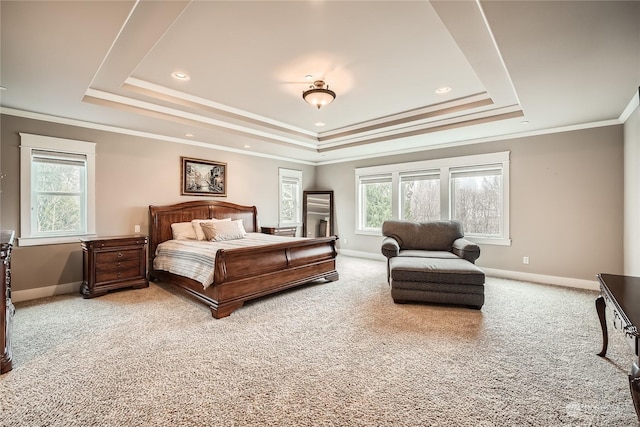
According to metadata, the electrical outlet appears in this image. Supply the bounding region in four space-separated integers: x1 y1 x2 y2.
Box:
134 225 140 233
523 256 529 265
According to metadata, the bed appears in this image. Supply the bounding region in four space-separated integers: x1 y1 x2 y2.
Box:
149 200 339 318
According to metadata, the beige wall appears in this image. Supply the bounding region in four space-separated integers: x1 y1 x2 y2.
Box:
0 113 626 293
624 103 640 275
1 114 315 293
317 125 624 282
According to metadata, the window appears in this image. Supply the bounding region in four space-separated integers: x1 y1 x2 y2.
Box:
359 174 392 230
356 152 510 245
450 165 503 237
19 133 96 246
278 168 302 225
400 171 440 222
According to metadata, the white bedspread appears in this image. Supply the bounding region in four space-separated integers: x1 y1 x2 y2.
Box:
153 233 299 289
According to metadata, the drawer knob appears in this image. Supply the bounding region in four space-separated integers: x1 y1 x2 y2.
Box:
117 253 123 258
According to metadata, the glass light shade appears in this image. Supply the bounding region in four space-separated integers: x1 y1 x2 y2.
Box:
302 81 336 109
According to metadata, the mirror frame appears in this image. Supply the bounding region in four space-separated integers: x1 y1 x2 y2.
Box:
302 190 334 238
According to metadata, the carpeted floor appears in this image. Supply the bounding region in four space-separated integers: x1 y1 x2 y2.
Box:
0 255 637 426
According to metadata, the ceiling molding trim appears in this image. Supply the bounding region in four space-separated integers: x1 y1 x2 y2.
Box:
619 89 640 123
317 105 524 151
0 107 317 165
475 0 523 107
123 77 318 138
318 92 492 139
1 107 622 168
83 88 319 150
314 118 622 166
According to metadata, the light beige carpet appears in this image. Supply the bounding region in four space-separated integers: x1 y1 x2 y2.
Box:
0 255 636 426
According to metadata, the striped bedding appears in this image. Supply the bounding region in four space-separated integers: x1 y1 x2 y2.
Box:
153 233 299 289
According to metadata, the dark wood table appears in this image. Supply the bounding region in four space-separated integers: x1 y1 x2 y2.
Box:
596 273 640 420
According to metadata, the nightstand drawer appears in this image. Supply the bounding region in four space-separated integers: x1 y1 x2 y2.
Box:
96 267 142 284
95 259 140 273
95 250 140 264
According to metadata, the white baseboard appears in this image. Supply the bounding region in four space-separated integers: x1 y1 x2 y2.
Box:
337 249 600 291
338 248 386 261
12 281 82 303
11 252 600 303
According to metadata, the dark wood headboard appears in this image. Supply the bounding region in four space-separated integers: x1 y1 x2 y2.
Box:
148 200 258 271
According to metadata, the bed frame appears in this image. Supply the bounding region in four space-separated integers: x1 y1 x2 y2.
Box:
149 200 339 318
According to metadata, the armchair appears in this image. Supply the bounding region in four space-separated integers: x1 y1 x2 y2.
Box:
381 220 485 309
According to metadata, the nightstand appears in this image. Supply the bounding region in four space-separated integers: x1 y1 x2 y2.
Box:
80 235 148 298
260 226 297 237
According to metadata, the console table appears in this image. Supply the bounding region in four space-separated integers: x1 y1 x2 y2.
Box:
596 273 640 420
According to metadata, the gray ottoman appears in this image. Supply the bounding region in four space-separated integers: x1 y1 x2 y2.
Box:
389 256 485 309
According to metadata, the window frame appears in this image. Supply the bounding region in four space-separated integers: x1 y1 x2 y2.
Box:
278 168 302 226
19 133 96 246
357 173 393 233
355 152 511 245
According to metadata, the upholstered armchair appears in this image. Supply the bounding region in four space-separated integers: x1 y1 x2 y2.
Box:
380 219 485 309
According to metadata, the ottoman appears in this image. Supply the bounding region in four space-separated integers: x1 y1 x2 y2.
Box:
389 256 485 309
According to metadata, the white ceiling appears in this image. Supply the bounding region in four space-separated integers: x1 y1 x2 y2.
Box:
1 1 639 165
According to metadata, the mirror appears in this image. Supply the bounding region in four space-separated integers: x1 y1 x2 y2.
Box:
303 191 334 238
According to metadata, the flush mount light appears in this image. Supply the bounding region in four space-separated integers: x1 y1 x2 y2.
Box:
302 80 336 109
435 86 452 94
171 71 190 81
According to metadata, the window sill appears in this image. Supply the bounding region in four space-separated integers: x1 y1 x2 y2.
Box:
18 234 97 247
466 236 512 246
355 230 512 246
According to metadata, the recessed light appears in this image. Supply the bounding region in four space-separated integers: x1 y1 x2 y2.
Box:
521 120 530 125
315 122 326 127
243 144 251 149
435 86 451 94
184 133 194 137
172 71 190 81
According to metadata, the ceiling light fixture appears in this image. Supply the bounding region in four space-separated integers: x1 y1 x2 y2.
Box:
302 80 336 109
435 86 452 94
171 71 190 81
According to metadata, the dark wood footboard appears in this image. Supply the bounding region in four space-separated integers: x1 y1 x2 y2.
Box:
149 200 339 318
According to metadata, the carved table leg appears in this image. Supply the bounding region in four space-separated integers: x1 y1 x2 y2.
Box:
596 295 608 357
629 362 640 421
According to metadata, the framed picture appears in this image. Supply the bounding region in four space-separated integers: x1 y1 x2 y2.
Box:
181 156 227 197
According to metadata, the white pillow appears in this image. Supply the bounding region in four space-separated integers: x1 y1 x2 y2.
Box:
171 222 197 240
201 220 245 241
191 218 231 241
233 219 248 236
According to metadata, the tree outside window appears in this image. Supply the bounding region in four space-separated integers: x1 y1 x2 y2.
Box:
400 173 440 222
32 152 86 235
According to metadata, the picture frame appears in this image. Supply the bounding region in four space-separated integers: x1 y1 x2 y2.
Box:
181 156 227 197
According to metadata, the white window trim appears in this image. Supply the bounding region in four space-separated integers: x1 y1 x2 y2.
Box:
19 133 96 246
278 168 303 226
355 152 511 246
